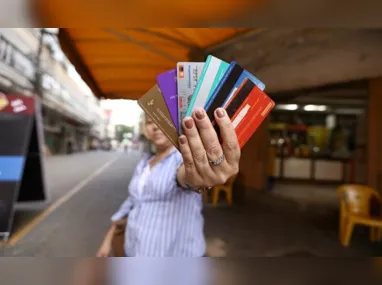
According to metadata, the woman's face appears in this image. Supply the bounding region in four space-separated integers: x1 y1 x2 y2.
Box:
145 116 172 150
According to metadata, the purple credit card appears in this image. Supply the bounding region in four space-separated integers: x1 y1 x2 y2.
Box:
157 69 179 132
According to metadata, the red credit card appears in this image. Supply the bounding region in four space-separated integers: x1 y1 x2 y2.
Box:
231 87 275 149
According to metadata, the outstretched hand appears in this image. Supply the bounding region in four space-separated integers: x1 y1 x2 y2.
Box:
177 108 240 189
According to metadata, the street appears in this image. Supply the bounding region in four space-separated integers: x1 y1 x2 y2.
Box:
1 150 381 257
2 150 141 256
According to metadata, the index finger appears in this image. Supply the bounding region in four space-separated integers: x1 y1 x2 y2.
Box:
214 108 240 164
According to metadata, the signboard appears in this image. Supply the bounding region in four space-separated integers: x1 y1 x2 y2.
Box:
0 94 47 241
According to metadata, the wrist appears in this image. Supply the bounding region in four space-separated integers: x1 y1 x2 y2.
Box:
176 164 188 188
176 164 206 193
177 177 206 194
176 175 192 189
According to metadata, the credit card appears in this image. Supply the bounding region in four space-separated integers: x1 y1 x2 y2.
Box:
225 78 255 118
213 78 255 138
138 85 179 150
204 62 242 122
205 62 265 123
222 69 265 108
177 62 204 134
157 69 179 132
186 55 229 117
232 87 275 149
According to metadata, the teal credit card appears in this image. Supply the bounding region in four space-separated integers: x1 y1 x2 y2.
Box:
186 55 229 117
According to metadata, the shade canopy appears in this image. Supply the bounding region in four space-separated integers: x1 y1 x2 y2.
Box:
58 28 255 99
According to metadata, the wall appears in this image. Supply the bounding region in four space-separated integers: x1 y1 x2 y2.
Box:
354 112 367 184
368 78 382 193
235 119 269 202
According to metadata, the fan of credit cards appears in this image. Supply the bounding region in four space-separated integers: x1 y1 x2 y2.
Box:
138 55 275 150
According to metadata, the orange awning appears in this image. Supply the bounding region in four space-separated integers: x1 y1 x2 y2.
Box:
58 28 256 99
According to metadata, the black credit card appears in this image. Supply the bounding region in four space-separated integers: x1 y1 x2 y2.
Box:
225 78 255 119
213 78 255 138
205 63 243 122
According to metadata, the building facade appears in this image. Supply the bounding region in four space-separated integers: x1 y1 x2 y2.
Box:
0 28 108 154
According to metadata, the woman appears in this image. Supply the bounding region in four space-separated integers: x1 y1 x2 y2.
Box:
97 108 240 257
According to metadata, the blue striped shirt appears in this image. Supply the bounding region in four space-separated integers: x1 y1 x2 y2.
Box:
111 147 206 257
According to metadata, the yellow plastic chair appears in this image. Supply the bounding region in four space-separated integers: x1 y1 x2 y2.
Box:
337 184 382 247
203 189 209 203
212 175 237 206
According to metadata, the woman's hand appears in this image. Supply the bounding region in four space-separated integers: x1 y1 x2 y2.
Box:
96 223 118 257
177 108 240 189
96 240 112 257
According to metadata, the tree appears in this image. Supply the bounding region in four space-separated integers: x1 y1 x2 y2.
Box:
115 124 134 142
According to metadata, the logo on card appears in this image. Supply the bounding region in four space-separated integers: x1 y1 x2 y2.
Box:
147 99 154 106
178 65 184 78
0 94 9 111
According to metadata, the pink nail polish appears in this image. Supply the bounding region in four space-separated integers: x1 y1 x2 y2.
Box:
216 108 225 118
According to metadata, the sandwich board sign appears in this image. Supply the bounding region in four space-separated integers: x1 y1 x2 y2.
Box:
0 93 47 241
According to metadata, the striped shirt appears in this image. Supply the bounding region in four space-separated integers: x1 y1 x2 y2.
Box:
111 147 206 257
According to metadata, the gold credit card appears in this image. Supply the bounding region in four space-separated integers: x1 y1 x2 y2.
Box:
138 85 180 150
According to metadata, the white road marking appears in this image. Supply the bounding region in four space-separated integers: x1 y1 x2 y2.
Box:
4 156 119 246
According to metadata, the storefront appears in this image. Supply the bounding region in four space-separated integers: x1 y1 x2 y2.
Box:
266 81 367 189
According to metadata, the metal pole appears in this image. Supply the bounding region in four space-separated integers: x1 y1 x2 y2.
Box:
34 28 46 97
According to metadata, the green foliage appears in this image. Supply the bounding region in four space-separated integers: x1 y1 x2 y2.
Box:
115 124 134 142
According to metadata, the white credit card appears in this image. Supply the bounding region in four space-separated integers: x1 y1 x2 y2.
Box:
186 55 229 117
177 62 204 134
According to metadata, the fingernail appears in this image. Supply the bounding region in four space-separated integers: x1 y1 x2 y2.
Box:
195 109 205 120
216 108 225 118
179 136 187 145
184 118 194 129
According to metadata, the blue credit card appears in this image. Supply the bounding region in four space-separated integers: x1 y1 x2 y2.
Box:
0 156 24 181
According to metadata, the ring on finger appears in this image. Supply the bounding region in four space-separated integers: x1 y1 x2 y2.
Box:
193 186 213 194
208 154 225 166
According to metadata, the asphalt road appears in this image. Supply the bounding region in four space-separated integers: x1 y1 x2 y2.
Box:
2 150 141 256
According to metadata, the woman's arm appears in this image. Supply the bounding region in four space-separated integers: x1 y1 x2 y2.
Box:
110 197 134 222
96 197 133 257
96 224 117 257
